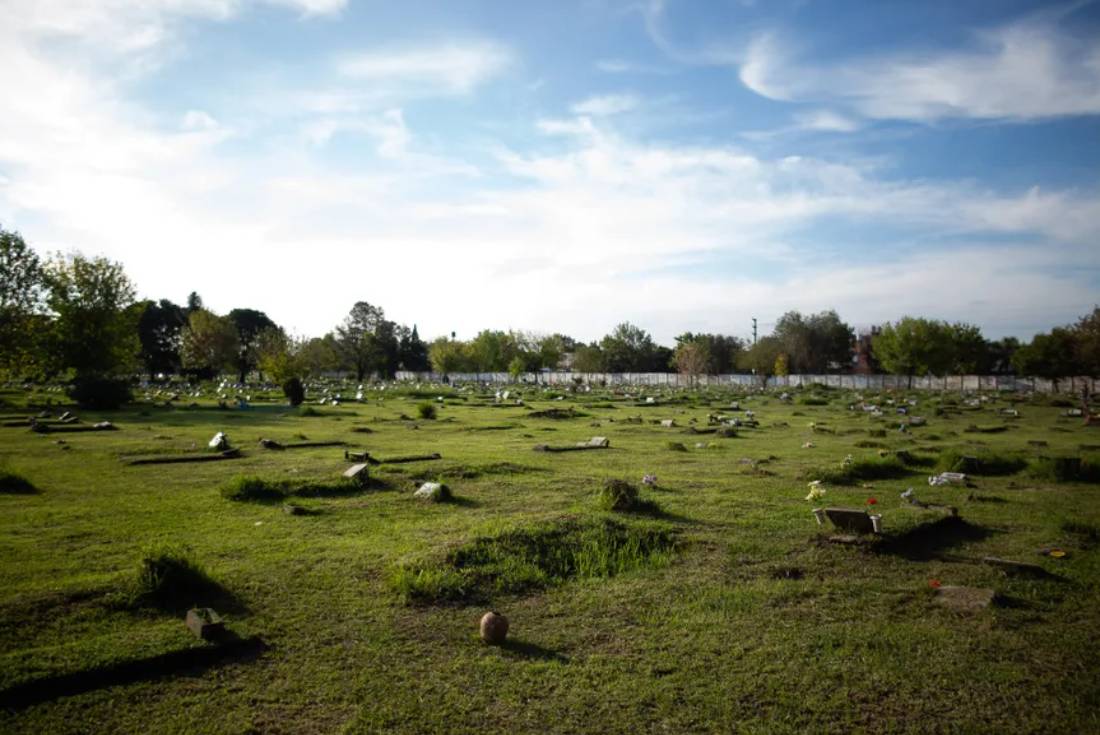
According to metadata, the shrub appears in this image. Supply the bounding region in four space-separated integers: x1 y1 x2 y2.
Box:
129 545 223 610
283 377 305 407
416 402 437 420
0 469 36 494
799 397 829 406
596 479 640 511
67 375 132 410
666 441 688 452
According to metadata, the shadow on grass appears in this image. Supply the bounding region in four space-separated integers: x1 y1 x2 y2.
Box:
498 638 569 663
873 516 998 561
0 633 267 710
620 501 693 524
445 495 482 508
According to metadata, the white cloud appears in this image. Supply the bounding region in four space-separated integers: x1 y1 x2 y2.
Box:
337 42 511 95
739 19 1100 122
571 93 640 116
792 109 860 133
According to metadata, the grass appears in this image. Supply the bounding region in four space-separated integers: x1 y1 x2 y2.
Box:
936 449 1028 475
1 381 1099 733
0 469 36 494
390 517 677 604
805 455 910 484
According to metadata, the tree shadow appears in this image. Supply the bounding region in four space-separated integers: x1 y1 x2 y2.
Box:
873 516 999 561
0 634 267 710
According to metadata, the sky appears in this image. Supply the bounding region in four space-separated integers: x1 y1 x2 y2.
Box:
1 0 1098 345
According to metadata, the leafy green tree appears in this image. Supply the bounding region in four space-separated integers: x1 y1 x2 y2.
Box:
0 227 46 377
600 322 656 372
227 308 278 383
254 326 296 383
137 299 186 378
536 334 568 370
398 324 430 371
737 336 783 384
180 309 239 379
297 333 342 377
336 302 399 380
673 340 710 386
1012 328 1079 378
674 333 744 374
508 355 526 381
45 253 139 378
428 337 470 376
947 322 989 373
872 317 955 379
572 343 606 373
1073 307 1100 375
773 310 853 373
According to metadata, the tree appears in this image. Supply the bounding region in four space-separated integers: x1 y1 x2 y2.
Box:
536 334 568 370
572 343 606 373
674 340 710 386
0 227 46 376
44 253 139 378
737 336 783 385
872 317 955 380
1073 307 1100 375
428 337 469 376
508 355 526 381
1012 328 1079 379
600 322 656 372
254 326 296 383
186 291 203 314
137 299 186 378
336 302 399 380
180 309 239 379
398 324 430 371
773 310 853 373
674 333 744 374
947 322 989 374
227 308 277 383
297 333 342 377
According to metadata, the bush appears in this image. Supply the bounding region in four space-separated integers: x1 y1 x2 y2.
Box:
0 469 36 494
67 375 132 410
596 479 640 511
221 474 361 502
129 545 224 610
283 377 305 407
416 402 437 420
799 397 829 406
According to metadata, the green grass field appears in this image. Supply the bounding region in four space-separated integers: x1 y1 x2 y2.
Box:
1 384 1099 734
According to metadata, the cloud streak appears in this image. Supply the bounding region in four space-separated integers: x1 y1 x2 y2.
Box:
739 19 1100 122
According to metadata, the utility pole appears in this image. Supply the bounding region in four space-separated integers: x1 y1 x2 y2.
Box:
752 317 757 346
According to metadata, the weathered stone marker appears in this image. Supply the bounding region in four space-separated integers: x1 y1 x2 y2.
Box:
823 508 876 534
343 463 369 486
934 586 996 613
186 608 225 640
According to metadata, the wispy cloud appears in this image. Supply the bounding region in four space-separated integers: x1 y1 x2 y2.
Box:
337 41 512 95
739 19 1100 122
571 93 640 116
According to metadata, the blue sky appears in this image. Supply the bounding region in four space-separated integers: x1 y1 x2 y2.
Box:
0 0 1098 344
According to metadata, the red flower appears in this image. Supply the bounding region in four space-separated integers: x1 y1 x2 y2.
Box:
928 579 942 589
866 497 878 505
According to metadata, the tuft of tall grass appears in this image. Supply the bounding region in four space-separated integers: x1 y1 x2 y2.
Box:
389 518 677 604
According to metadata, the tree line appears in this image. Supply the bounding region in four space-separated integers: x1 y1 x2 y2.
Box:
1 226 1096 407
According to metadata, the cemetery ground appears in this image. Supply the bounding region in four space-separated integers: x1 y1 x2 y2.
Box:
1 384 1099 734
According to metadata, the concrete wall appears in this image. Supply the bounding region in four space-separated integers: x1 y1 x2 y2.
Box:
392 371 1099 393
